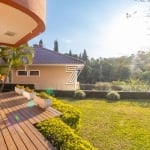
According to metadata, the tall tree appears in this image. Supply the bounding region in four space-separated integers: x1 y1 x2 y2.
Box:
54 40 59 52
69 49 72 56
39 39 43 48
78 49 90 83
0 44 34 92
82 49 88 61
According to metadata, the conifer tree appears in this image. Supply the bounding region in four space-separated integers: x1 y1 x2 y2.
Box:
54 40 59 52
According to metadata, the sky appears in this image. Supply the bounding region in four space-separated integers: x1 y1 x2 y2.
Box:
29 0 150 58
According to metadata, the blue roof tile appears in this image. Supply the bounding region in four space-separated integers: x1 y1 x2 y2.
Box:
33 46 84 65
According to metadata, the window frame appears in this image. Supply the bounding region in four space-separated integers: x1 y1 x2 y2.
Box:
16 70 27 76
16 70 40 77
29 70 40 77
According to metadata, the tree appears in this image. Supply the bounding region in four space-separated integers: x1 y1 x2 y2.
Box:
0 44 34 92
54 40 59 52
82 49 88 62
78 49 90 83
69 49 72 56
39 39 43 48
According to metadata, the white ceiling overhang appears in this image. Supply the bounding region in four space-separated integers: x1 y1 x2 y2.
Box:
0 3 38 46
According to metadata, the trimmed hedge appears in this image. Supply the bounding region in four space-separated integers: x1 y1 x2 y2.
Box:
53 90 150 99
51 97 81 130
80 84 95 90
36 118 97 150
54 90 74 97
119 91 150 99
111 85 123 91
94 82 110 91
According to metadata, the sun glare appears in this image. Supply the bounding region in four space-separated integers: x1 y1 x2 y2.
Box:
104 4 150 56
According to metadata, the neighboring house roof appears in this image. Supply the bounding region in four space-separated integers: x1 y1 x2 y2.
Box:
32 46 84 65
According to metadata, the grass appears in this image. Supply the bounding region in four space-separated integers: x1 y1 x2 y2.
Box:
61 98 150 150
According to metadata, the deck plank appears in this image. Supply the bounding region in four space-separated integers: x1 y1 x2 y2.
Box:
0 96 38 150
6 97 53 150
0 114 8 150
0 109 18 150
0 92 60 150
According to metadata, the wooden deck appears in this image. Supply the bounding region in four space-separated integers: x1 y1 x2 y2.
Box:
0 92 61 150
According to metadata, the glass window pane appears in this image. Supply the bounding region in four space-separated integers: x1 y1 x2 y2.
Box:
30 71 39 76
17 71 27 76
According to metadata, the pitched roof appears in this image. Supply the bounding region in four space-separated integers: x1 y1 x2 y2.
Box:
32 46 84 65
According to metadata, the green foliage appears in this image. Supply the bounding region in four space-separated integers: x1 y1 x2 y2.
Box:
0 67 7 75
106 91 120 100
24 87 34 93
112 80 126 85
0 44 34 92
80 84 95 90
36 118 96 150
94 82 110 91
127 79 149 92
52 97 81 130
111 85 123 91
74 90 86 99
16 84 24 89
54 40 59 52
112 80 150 92
77 50 150 84
36 91 49 99
39 39 43 48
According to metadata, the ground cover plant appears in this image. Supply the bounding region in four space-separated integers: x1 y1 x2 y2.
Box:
61 98 150 150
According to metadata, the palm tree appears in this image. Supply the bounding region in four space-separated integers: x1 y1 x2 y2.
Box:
0 44 34 92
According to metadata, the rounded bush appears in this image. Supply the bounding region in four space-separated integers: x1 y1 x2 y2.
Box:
106 91 120 100
74 90 86 99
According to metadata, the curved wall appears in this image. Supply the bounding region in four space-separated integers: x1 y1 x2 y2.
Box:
0 0 46 46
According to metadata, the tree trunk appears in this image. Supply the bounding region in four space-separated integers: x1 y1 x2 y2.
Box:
0 61 12 92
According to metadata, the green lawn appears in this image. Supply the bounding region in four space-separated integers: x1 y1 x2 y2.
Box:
61 98 150 150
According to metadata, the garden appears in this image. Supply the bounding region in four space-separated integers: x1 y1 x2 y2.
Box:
62 97 150 150
14 85 150 149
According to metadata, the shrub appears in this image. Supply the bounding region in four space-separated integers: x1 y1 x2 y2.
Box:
36 118 97 150
74 90 86 99
106 91 120 101
52 97 81 130
80 84 95 90
24 87 34 93
36 91 49 99
112 80 126 86
111 85 123 91
16 84 24 89
94 82 110 91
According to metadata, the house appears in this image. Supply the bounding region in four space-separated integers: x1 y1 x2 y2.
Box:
11 45 85 91
0 0 46 46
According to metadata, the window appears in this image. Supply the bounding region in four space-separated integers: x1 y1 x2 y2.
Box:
16 70 40 77
17 70 27 76
29 70 40 76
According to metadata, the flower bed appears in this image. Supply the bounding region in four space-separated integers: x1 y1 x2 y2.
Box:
22 87 35 100
34 92 51 109
15 85 24 95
